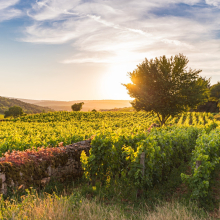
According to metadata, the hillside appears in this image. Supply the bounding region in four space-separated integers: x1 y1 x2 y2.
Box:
0 96 53 115
17 99 132 111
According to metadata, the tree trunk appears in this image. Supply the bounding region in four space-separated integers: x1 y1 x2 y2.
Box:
161 116 166 126
156 112 169 126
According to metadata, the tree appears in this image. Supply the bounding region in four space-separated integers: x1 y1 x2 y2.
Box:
209 82 220 110
123 54 210 126
91 109 97 112
210 82 220 101
71 102 84 111
4 106 24 118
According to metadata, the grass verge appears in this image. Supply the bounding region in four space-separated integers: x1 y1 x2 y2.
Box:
1 188 211 220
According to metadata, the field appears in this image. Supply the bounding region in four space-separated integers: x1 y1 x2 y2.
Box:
0 111 217 154
0 114 4 119
1 111 220 218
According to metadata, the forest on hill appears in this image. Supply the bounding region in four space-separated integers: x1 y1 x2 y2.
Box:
0 96 53 115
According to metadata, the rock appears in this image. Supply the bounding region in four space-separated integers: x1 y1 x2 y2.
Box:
0 139 91 195
0 173 6 183
47 166 52 176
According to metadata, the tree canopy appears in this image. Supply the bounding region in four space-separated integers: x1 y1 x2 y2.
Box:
4 106 24 118
123 54 210 126
71 102 84 111
210 82 220 101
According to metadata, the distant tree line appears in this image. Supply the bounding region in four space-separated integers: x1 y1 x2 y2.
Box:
190 82 220 113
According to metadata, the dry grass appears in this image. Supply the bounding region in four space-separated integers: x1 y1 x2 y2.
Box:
0 191 211 220
144 201 211 220
1 193 127 220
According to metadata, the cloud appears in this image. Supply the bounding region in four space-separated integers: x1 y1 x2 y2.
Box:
23 1 202 47
11 0 220 82
23 22 77 44
27 0 81 21
0 0 19 10
0 0 22 22
206 0 220 7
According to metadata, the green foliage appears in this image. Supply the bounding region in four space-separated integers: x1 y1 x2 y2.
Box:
182 128 220 201
71 102 84 111
0 111 216 155
0 111 156 154
4 106 24 118
84 126 202 189
0 96 52 115
123 54 210 125
210 82 220 101
1 110 220 206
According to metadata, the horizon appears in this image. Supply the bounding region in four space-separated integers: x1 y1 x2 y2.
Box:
0 0 220 101
3 96 132 102
0 96 133 113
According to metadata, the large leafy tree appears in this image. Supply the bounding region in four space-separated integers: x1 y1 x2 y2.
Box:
123 54 210 126
4 106 24 118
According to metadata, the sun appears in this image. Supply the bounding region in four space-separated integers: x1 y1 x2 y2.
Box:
100 64 134 100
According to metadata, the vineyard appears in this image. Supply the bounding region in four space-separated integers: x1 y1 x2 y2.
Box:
1 111 220 203
0 111 217 153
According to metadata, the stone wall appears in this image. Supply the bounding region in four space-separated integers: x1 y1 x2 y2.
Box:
0 140 91 194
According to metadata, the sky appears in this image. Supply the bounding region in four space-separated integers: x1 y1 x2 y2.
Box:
0 0 220 101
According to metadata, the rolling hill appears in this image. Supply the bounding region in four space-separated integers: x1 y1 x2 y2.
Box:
17 99 132 112
0 96 53 115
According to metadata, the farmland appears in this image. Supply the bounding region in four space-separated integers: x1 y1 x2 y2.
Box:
1 111 220 218
0 111 217 154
